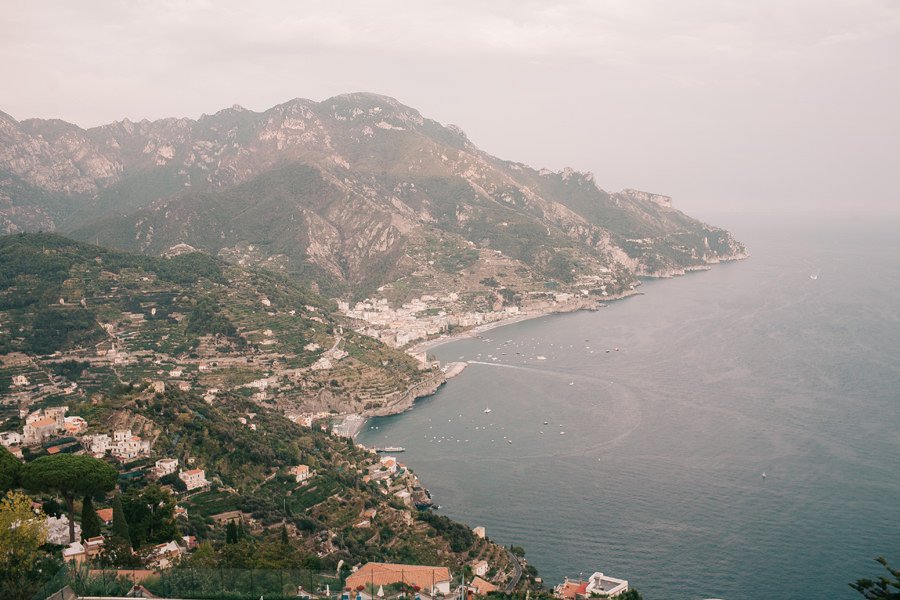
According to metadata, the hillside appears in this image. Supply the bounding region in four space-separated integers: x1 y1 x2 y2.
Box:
0 232 436 418
0 233 520 594
0 94 746 302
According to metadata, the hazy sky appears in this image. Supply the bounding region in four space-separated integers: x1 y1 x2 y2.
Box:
2 0 899 216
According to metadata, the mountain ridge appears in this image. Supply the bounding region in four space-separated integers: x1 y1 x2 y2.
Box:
0 93 746 302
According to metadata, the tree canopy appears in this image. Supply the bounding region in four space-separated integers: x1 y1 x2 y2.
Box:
0 447 21 492
0 492 50 600
21 454 117 543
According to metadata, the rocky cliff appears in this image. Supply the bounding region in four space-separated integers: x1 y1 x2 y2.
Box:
0 94 746 299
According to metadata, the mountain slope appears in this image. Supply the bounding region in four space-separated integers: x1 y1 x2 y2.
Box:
0 94 746 300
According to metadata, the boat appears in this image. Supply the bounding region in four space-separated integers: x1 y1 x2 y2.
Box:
484 407 492 413
375 446 405 453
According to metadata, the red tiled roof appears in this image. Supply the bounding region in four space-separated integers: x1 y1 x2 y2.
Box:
96 508 114 523
345 563 451 591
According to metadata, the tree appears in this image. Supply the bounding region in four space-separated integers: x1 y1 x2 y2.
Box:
0 491 49 600
111 494 131 547
81 495 101 540
226 519 238 544
281 522 290 545
0 446 20 493
851 557 900 599
121 484 179 549
21 454 117 543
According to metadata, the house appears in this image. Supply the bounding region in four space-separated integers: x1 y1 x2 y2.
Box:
345 563 452 595
291 465 311 482
472 560 489 577
555 572 629 599
469 577 498 596
23 416 59 445
65 535 105 564
379 456 398 474
96 508 114 525
46 515 81 545
150 540 183 569
177 381 191 392
63 416 87 435
0 431 23 447
179 469 209 491
63 541 87 565
151 380 166 393
363 508 377 520
12 375 30 387
155 458 179 477
86 434 111 456
472 526 486 539
112 433 150 460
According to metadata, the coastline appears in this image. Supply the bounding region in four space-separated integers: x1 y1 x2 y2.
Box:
347 255 749 439
406 290 640 356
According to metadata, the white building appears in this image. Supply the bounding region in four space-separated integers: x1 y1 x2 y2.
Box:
86 434 111 456
290 465 311 482
155 458 179 477
472 560 489 577
379 456 398 474
46 515 81 545
0 431 23 447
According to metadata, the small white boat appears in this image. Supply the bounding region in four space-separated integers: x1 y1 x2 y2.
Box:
484 407 492 413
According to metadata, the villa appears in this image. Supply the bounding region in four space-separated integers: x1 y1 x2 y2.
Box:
555 572 629 599
179 468 209 491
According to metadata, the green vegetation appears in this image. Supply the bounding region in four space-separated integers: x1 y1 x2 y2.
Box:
0 491 57 600
81 495 102 540
0 447 20 492
851 557 900 599
21 454 118 543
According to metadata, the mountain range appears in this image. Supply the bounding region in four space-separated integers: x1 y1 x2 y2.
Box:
0 93 746 300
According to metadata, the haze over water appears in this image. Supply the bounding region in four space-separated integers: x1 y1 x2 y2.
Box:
359 214 900 600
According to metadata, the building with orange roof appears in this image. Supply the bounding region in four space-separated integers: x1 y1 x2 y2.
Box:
23 416 59 445
469 576 498 596
96 508 114 524
555 572 629 599
345 562 452 595
179 468 209 490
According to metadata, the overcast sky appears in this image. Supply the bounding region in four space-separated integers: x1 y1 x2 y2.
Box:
2 0 898 217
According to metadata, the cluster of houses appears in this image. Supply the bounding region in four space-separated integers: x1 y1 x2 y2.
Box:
82 428 152 460
62 534 197 569
340 294 522 349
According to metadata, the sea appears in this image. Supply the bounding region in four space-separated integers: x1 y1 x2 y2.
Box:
358 213 900 600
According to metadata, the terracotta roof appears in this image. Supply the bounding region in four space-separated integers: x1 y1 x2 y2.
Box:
557 580 589 600
345 563 451 591
181 469 204 476
47 446 61 454
97 508 114 523
29 416 57 428
470 577 498 595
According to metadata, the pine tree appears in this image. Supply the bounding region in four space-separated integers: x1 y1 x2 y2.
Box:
80 496 101 540
226 519 238 544
281 522 289 545
111 494 131 547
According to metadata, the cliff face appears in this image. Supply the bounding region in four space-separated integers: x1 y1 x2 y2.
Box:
0 94 746 298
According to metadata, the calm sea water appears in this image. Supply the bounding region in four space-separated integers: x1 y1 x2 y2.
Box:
359 214 900 600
